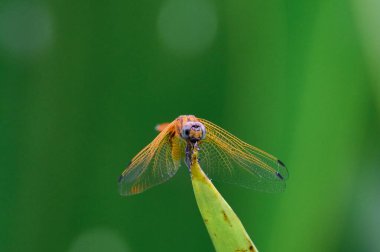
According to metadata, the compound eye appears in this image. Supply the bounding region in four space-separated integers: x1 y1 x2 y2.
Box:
184 129 190 136
181 125 191 138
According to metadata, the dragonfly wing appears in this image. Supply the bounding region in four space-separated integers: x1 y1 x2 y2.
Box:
198 118 288 192
119 123 183 196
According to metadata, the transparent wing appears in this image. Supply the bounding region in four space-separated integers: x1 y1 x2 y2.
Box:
198 118 288 192
118 123 184 196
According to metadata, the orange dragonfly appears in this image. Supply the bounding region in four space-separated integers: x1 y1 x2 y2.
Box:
119 115 288 195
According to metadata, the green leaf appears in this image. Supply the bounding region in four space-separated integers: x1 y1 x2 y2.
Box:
190 148 258 252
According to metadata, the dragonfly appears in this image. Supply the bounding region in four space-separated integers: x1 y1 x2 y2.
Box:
118 115 288 195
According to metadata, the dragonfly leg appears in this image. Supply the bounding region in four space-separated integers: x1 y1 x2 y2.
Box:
194 141 201 163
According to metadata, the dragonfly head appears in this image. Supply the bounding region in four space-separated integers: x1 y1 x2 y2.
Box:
181 122 206 143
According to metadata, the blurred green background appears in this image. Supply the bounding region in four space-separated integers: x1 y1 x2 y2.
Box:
1 0 379 251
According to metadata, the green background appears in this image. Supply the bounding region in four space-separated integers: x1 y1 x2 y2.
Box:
1 0 379 251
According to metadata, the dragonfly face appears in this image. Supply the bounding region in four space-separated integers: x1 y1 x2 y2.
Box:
119 115 288 196
180 122 206 143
